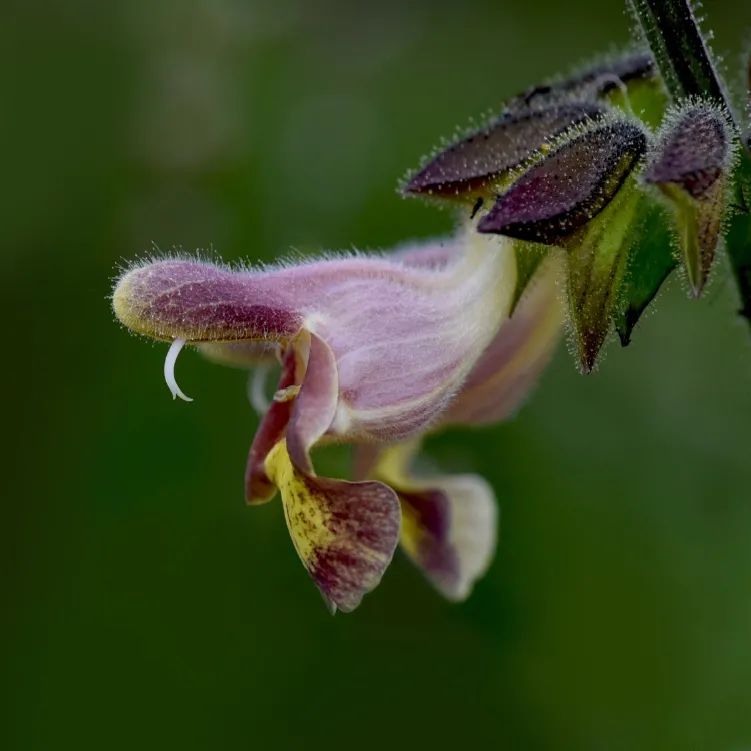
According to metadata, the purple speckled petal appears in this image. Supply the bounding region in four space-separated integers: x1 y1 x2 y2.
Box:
366 441 496 601
114 230 524 612
398 477 496 601
264 334 400 613
273 459 401 614
231 330 399 613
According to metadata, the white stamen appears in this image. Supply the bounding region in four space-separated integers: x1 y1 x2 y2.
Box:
247 365 271 415
164 338 194 402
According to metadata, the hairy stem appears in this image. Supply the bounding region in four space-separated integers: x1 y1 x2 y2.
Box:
628 0 728 105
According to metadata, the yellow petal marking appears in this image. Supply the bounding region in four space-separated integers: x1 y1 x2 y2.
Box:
265 440 334 565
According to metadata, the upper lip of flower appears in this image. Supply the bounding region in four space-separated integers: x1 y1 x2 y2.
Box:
112 228 518 443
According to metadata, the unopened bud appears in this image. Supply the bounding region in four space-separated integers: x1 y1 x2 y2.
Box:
477 117 647 244
643 100 734 297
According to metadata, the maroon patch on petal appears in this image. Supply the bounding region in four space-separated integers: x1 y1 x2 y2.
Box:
149 296 300 341
304 475 400 613
245 345 299 503
126 261 303 340
399 488 460 594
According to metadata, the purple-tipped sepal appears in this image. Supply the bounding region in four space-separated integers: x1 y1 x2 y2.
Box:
643 100 735 297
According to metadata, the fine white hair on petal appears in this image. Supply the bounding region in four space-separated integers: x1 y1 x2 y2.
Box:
247 365 271 415
164 338 194 402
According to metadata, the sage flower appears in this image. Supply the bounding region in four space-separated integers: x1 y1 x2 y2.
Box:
220 237 563 604
113 227 519 612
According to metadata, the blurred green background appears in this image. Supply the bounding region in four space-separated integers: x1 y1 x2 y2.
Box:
5 1 751 749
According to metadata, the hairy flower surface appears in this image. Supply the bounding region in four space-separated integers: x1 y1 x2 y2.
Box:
114 227 516 443
114 227 559 610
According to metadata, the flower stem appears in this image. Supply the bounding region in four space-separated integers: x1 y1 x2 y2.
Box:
628 0 728 106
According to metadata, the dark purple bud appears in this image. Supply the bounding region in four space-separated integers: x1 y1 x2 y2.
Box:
402 102 605 199
643 103 730 198
478 119 648 244
643 101 733 296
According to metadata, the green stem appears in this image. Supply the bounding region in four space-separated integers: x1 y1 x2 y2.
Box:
628 0 729 106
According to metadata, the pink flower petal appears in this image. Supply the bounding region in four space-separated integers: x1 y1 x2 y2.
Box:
442 252 564 426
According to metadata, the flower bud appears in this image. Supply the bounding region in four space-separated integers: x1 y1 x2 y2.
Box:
402 50 659 208
402 102 605 202
643 101 735 297
477 117 647 243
